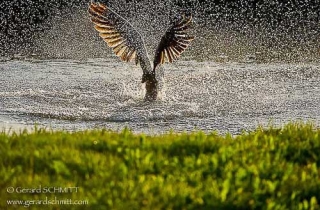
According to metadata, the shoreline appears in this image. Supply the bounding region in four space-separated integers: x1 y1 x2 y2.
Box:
1 122 34 133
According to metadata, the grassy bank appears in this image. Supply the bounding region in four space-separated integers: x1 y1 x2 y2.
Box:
1 123 320 210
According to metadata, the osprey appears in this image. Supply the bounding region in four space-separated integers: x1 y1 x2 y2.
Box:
88 2 194 101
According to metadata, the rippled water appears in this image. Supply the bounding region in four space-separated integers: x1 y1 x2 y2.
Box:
0 57 319 134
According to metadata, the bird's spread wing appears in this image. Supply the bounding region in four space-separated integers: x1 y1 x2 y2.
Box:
88 2 146 64
153 15 194 69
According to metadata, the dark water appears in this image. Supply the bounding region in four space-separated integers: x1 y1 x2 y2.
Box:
1 57 319 134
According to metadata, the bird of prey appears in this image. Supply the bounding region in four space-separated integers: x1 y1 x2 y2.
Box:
88 2 194 101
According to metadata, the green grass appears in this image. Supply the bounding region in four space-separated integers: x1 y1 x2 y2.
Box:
1 123 320 210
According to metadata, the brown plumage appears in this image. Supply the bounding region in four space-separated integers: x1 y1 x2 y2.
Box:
89 3 139 63
88 2 194 101
153 15 194 70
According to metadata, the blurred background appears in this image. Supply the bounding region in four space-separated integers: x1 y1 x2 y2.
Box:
0 0 319 61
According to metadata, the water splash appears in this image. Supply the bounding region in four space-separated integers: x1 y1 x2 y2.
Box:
1 0 319 133
1 59 319 134
1 0 319 62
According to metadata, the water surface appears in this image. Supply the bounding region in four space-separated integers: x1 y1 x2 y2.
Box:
1 57 319 134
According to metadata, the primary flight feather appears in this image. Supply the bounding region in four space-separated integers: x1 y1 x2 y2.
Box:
88 2 194 101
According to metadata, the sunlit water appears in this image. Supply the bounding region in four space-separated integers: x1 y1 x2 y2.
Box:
1 57 319 134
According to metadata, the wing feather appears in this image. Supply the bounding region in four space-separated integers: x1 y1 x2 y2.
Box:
153 15 194 69
100 34 121 40
126 49 136 62
170 46 181 56
175 15 193 29
90 17 113 26
103 36 123 43
160 51 165 64
99 32 121 38
114 44 127 56
120 47 130 61
168 48 176 61
107 39 124 48
88 2 148 65
164 48 172 63
168 47 179 57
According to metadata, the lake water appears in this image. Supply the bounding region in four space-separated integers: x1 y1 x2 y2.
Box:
1 57 319 134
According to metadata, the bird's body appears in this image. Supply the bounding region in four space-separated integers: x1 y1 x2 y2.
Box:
88 2 194 101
